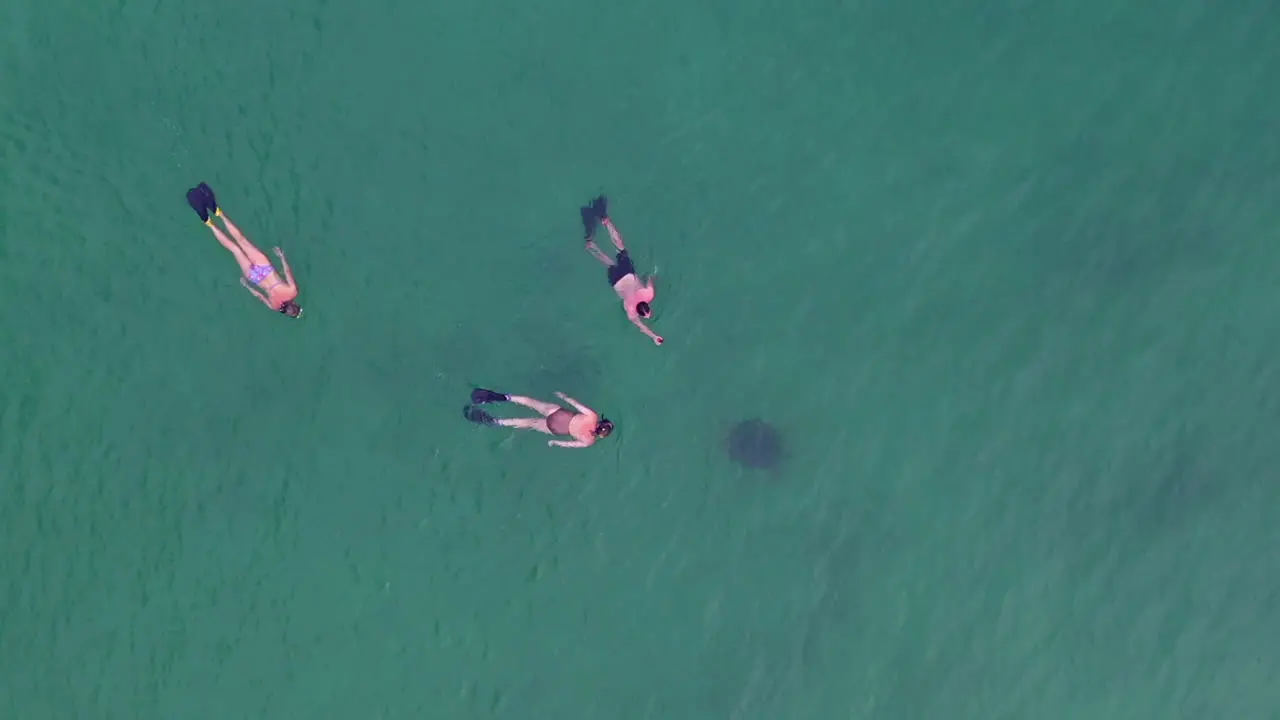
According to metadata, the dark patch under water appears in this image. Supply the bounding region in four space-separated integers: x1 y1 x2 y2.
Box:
725 418 786 471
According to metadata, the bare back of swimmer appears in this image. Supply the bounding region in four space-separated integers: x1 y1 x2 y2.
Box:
581 196 662 346
463 388 614 449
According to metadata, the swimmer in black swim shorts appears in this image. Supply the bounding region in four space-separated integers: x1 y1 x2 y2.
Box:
581 195 662 346
607 247 638 287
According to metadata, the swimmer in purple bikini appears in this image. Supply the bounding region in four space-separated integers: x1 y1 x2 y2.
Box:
186 182 303 317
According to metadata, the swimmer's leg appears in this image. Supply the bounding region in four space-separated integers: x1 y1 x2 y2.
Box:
602 216 626 252
506 395 562 417
585 240 615 266
205 195 271 267
492 416 552 434
205 221 253 276
587 195 626 251
221 218 271 266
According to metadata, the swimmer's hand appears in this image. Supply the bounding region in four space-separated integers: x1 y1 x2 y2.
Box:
240 278 273 308
273 247 296 284
653 336 664 346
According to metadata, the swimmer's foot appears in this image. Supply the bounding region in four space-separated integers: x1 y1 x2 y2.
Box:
588 194 609 222
197 182 220 217
463 405 498 426
470 388 510 404
186 186 211 224
580 204 599 241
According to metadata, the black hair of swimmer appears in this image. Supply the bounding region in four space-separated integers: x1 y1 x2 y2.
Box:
279 300 302 318
594 418 614 437
463 405 498 426
471 388 510 404
636 301 651 318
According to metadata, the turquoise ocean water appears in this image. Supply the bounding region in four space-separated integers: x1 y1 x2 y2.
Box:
3 0 1280 717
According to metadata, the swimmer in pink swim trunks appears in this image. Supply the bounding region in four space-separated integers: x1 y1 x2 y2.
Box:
580 195 662 346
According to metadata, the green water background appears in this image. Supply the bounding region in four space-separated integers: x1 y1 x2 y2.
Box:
3 0 1280 717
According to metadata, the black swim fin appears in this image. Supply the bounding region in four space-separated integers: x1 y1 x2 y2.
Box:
589 195 609 221
463 405 498 426
580 205 599 241
470 388 509 404
197 182 220 218
186 187 211 223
